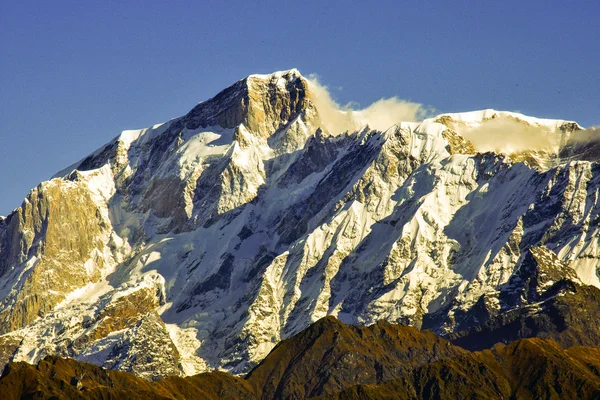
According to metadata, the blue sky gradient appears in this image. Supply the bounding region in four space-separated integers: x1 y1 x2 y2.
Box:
1 1 599 215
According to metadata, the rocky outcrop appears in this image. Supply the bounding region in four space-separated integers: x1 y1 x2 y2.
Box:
445 246 600 350
0 179 114 334
183 69 312 139
440 127 476 154
72 287 161 351
102 311 182 380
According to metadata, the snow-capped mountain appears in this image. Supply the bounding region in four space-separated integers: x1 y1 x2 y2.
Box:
0 69 598 378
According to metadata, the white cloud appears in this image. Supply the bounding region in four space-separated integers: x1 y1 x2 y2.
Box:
458 118 559 153
567 126 600 144
306 75 429 134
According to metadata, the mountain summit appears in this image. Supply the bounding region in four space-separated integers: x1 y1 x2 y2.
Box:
182 69 312 138
0 70 599 378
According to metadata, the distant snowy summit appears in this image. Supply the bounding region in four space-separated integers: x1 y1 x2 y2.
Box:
1 69 599 379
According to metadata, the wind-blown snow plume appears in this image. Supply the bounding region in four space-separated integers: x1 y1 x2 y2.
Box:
306 74 428 133
569 126 600 143
458 117 559 154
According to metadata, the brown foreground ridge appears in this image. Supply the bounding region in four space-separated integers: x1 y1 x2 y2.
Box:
1 316 599 399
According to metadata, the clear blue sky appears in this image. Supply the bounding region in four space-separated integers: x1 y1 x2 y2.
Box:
1 1 599 216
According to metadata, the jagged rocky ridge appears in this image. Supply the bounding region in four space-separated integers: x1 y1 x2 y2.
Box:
1 317 599 399
0 69 599 377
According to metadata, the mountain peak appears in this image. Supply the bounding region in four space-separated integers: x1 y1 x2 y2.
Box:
183 68 311 138
434 109 581 131
246 68 303 81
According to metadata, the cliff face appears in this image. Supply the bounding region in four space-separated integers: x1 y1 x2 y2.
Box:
0 179 114 334
0 70 599 378
446 246 600 350
184 69 311 138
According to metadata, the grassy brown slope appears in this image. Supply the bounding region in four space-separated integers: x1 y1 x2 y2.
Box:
328 339 600 400
245 316 467 399
325 356 511 400
487 339 600 399
1 318 600 399
0 356 255 400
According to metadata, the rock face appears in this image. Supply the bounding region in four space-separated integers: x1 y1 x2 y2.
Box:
184 70 311 139
1 318 599 400
0 70 599 378
446 246 600 350
0 179 114 334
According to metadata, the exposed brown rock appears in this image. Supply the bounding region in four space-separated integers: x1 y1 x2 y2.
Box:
441 128 476 154
73 287 160 350
0 180 110 334
102 311 183 380
0 335 21 370
184 70 311 139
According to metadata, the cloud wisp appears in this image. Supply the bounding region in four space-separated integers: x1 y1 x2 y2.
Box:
456 118 600 155
306 75 429 134
456 118 560 154
567 126 600 144
304 74 598 159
